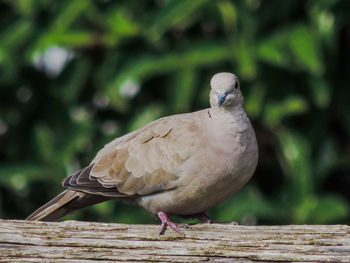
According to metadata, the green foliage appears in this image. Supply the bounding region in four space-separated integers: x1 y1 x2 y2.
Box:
0 0 349 225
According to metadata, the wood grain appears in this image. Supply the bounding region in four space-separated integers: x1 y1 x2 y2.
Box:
0 220 349 262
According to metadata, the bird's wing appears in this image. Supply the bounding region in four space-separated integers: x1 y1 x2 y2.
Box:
64 112 205 197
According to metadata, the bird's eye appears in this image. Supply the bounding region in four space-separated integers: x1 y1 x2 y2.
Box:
235 82 239 89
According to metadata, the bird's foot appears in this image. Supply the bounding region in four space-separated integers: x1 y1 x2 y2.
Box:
194 213 238 225
194 213 214 223
157 211 185 236
215 221 239 225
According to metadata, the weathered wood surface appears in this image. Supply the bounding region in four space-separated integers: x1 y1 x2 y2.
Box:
0 220 349 262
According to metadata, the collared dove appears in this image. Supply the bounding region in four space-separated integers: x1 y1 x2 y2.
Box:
26 72 258 236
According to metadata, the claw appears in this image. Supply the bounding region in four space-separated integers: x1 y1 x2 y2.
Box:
194 213 238 225
157 211 185 236
195 213 213 224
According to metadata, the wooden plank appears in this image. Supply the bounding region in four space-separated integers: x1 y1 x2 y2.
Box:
0 220 349 262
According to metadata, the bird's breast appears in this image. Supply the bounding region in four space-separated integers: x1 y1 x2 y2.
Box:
137 111 258 216
203 116 258 196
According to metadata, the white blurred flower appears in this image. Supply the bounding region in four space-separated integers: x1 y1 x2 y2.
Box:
120 79 140 98
32 46 74 77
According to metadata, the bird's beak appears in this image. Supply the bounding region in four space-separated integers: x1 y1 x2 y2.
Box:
217 93 227 107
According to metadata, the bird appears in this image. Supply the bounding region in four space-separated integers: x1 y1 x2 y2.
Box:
26 72 259 236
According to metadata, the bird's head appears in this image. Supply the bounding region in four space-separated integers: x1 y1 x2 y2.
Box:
209 72 243 111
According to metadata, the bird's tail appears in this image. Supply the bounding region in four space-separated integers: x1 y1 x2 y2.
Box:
26 189 110 221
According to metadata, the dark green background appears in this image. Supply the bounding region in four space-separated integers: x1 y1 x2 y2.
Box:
0 0 349 225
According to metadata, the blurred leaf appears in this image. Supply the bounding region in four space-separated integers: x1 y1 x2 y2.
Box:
90 201 114 221
0 163 50 184
58 120 92 164
95 50 120 90
216 0 237 33
60 58 91 102
34 124 56 163
171 68 197 112
288 25 324 75
0 20 32 79
0 47 14 82
263 96 308 127
257 32 292 67
34 31 97 51
0 19 32 49
276 128 313 209
309 76 331 108
0 47 7 64
308 195 348 224
51 0 90 32
147 0 209 42
235 38 257 79
8 0 36 15
314 138 337 181
245 83 266 118
294 195 348 224
33 1 90 51
258 24 324 75
217 0 256 79
104 7 140 45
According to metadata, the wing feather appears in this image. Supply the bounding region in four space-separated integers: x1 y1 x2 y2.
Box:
64 112 204 197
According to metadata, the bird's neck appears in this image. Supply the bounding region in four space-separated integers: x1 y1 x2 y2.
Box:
210 104 247 123
207 104 251 140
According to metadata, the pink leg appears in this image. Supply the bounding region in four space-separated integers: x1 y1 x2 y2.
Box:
157 211 185 236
